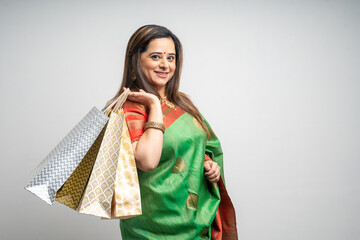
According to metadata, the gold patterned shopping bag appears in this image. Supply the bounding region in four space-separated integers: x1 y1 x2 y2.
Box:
109 117 141 219
76 91 142 219
54 122 107 209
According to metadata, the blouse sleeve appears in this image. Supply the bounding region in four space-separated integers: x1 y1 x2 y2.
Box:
123 100 148 143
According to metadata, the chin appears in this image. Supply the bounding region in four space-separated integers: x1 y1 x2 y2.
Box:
151 78 171 86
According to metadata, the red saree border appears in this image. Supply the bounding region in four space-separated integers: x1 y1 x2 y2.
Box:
211 176 238 240
161 103 186 129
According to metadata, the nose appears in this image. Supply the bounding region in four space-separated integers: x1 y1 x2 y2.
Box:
159 56 169 69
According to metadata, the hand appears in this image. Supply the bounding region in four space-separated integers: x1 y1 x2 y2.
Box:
204 160 220 183
123 87 160 108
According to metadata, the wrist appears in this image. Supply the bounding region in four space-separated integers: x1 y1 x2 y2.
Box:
147 98 163 123
148 98 161 109
144 121 165 134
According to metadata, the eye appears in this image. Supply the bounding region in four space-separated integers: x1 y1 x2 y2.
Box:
168 56 175 61
151 55 160 60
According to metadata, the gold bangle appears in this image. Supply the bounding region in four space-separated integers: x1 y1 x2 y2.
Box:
144 121 165 134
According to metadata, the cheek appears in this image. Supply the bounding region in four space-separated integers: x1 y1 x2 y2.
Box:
170 63 176 72
140 59 155 73
141 65 155 81
145 61 157 70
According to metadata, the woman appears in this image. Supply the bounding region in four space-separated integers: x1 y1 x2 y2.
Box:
105 24 238 239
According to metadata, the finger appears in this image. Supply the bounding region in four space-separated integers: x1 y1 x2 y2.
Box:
130 91 144 96
204 163 215 174
210 176 220 183
204 161 213 171
208 172 220 182
211 162 219 168
208 178 217 183
205 168 216 176
204 161 211 171
208 162 219 174
206 165 220 178
207 176 218 183
128 92 141 98
205 164 216 174
205 167 216 176
213 166 220 178
128 94 138 101
206 171 218 179
139 89 145 92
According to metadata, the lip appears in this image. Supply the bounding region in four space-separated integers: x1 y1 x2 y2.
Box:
155 71 169 78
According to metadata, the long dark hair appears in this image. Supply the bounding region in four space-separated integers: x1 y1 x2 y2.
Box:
105 24 210 138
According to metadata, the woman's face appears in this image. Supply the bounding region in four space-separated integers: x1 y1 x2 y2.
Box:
140 37 176 95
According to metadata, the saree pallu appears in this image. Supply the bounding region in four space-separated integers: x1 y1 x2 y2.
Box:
120 101 238 240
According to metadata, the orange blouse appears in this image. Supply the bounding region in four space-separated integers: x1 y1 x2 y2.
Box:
123 100 148 143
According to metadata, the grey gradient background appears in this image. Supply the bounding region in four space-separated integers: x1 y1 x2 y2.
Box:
1 0 359 239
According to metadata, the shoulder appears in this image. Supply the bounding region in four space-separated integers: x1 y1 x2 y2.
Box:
123 100 148 116
122 100 148 143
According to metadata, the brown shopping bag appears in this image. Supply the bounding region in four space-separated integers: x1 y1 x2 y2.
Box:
54 122 107 210
56 90 142 219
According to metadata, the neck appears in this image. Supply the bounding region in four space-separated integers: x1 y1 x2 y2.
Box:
158 87 166 98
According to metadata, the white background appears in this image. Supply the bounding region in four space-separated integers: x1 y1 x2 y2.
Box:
0 0 359 239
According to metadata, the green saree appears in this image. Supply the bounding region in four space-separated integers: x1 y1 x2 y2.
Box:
120 101 237 239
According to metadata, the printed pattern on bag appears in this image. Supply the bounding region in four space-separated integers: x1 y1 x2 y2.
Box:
55 122 108 209
111 120 142 218
25 107 109 205
78 110 125 218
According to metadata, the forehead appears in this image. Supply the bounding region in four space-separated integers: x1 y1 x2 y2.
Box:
146 38 175 52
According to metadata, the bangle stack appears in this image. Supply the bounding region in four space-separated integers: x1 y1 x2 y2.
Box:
144 121 165 134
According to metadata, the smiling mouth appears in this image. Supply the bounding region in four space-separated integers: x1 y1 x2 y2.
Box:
155 71 169 77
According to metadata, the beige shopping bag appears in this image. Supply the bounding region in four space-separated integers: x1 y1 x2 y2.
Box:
76 90 142 219
109 118 142 219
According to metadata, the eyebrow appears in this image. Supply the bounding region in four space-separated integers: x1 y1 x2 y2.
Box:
149 52 176 55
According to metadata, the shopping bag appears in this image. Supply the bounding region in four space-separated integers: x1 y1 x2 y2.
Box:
54 123 107 209
109 114 141 219
25 95 121 205
76 90 142 219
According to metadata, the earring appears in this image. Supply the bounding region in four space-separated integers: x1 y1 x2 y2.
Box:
130 71 136 81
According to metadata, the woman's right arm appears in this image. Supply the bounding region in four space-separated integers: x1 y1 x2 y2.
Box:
125 88 163 172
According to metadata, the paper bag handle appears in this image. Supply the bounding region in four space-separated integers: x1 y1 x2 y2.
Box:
101 89 130 115
113 89 130 112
